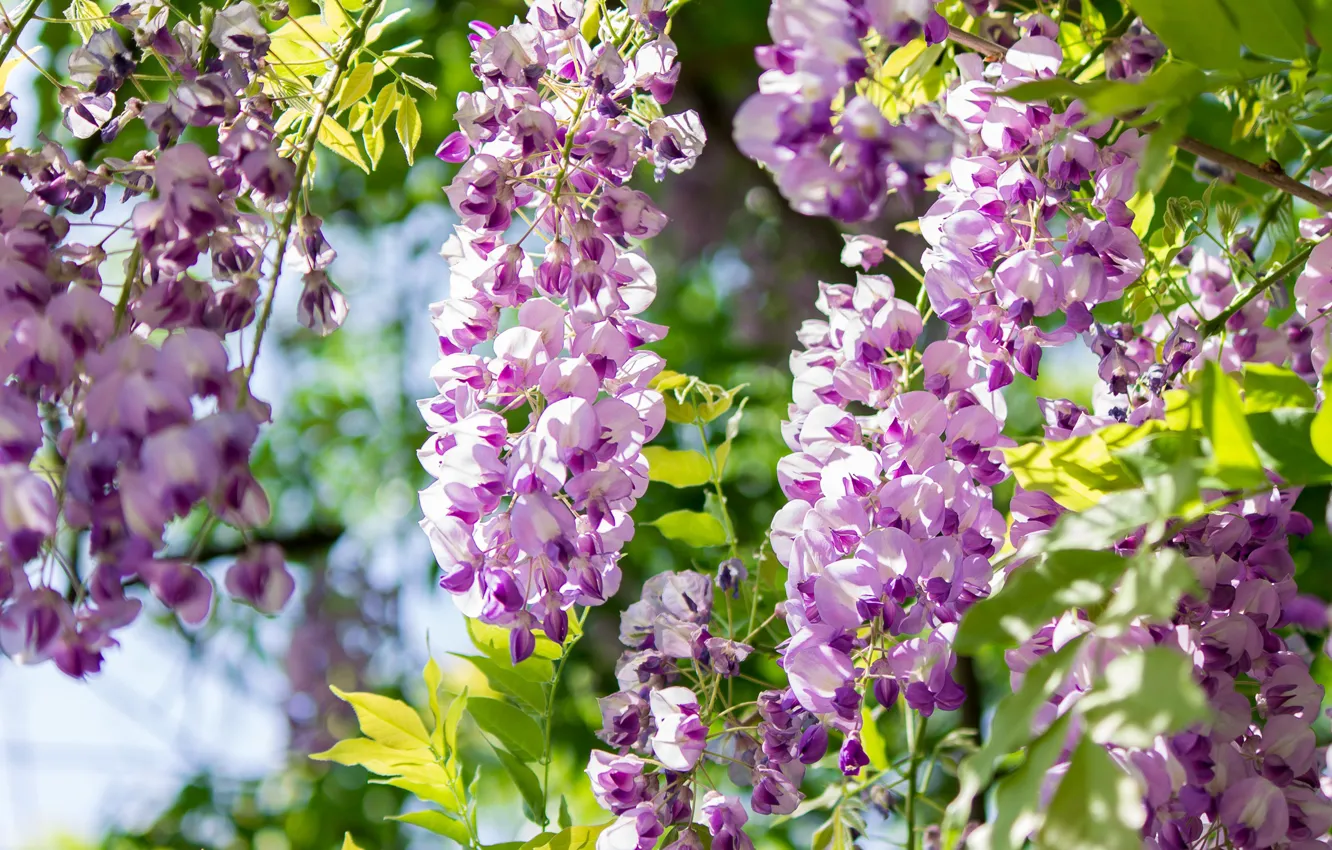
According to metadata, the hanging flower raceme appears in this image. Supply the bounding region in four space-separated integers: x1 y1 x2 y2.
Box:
419 0 707 662
733 0 954 222
0 0 390 677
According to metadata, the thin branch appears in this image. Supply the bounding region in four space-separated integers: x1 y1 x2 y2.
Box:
247 0 386 383
943 26 1332 211
0 0 41 69
1200 243 1314 336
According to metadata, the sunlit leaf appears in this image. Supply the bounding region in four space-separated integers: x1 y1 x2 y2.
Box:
945 642 1080 842
390 809 471 843
955 550 1129 653
643 446 713 488
467 618 561 670
309 738 433 774
1077 648 1209 749
1096 550 1198 635
1129 0 1243 69
317 116 370 172
451 652 546 713
1241 363 1317 411
649 509 728 548
378 776 462 812
395 92 421 165
1200 360 1266 487
519 824 610 850
339 63 375 113
984 714 1073 850
331 685 430 749
1036 736 1146 850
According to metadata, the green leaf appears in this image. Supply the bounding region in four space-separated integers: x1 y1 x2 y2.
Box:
1129 0 1243 69
1040 460 1200 553
519 824 609 850
331 686 431 749
494 746 545 819
1003 422 1160 510
1127 190 1155 240
558 797 572 830
811 808 854 850
395 94 421 166
1096 550 1199 636
317 116 369 172
339 63 375 113
467 618 560 674
372 84 399 128
643 446 714 488
985 714 1073 850
945 642 1080 841
1308 398 1332 467
444 687 467 758
1254 408 1332 483
1036 736 1146 850
1241 363 1317 411
467 696 545 762
859 705 890 772
649 510 728 548
342 833 364 850
451 653 546 713
1077 648 1209 749
390 809 471 843
955 550 1129 653
1200 360 1267 487
378 776 462 812
308 738 433 774
1218 0 1307 59
425 656 444 753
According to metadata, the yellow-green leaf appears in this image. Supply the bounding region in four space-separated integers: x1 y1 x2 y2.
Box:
520 824 609 850
444 687 467 757
1200 360 1266 487
317 116 369 172
649 509 728 548
390 810 470 843
331 685 431 749
424 656 444 752
339 63 375 113
377 776 462 812
1002 421 1164 511
579 0 601 42
395 94 421 165
342 833 364 850
643 446 713 488
348 101 369 132
309 738 433 774
365 125 386 168
467 618 561 666
372 84 399 128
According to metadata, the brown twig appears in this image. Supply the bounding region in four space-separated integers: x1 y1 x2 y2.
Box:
943 26 1332 211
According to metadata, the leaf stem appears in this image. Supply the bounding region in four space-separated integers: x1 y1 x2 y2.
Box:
540 607 585 828
904 710 926 850
1200 243 1313 336
0 0 42 70
247 0 385 386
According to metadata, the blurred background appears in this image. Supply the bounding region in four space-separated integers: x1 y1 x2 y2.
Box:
5 0 1332 848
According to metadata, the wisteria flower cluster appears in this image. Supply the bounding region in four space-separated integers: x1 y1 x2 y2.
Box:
0 0 396 677
749 3 1332 848
734 0 955 221
763 6 1154 766
418 0 707 664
